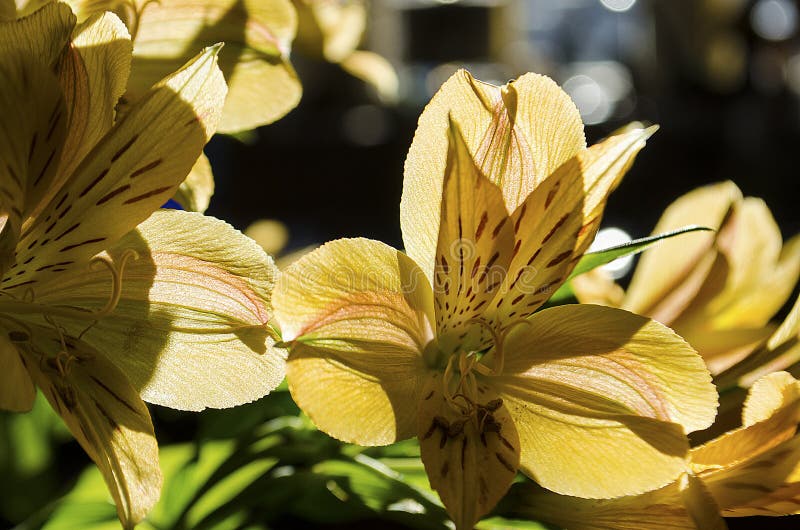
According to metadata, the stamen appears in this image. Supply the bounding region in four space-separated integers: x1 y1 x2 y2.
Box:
467 317 531 375
87 249 138 318
0 249 139 321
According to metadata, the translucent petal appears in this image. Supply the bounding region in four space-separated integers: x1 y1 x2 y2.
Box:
126 0 301 132
274 238 435 445
484 127 653 322
0 1 75 66
51 10 132 187
491 304 717 498
623 181 742 317
418 373 519 530
171 152 214 212
506 475 727 530
401 70 585 285
8 44 226 290
691 373 800 511
31 210 283 411
0 52 67 275
23 330 161 529
433 119 514 351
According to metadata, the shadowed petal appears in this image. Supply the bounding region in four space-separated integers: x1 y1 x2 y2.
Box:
31 210 284 411
274 238 435 445
23 332 161 529
491 304 717 498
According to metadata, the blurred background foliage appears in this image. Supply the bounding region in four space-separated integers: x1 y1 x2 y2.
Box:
4 0 800 528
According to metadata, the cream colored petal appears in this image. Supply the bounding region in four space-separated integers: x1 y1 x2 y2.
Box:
126 0 301 132
0 333 36 412
63 0 121 21
171 152 214 212
401 70 585 284
8 45 226 291
22 330 161 529
502 480 696 530
690 373 800 511
433 119 514 352
742 371 800 426
572 267 625 307
717 293 800 388
623 181 742 316
418 373 519 530
484 127 652 322
30 210 284 411
51 10 132 188
0 2 75 66
506 474 728 530
0 52 67 275
293 0 365 62
491 304 717 498
273 238 435 445
711 230 800 330
339 50 399 103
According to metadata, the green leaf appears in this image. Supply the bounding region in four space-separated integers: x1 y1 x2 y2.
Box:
548 225 712 304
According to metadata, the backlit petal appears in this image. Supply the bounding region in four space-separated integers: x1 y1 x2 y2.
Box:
8 44 226 290
491 304 717 498
401 70 585 285
274 238 435 445
126 0 301 132
433 118 514 351
623 181 742 318
690 373 800 511
52 10 132 187
171 152 214 212
22 331 161 529
484 127 652 322
418 374 519 530
31 210 283 411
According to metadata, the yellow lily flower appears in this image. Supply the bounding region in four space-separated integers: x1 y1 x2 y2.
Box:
511 370 800 529
0 4 284 527
273 69 718 529
574 181 800 375
5 0 302 133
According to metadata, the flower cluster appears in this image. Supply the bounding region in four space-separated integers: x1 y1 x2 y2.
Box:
2 3 799 530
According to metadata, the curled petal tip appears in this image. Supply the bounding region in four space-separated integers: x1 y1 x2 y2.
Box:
643 124 660 138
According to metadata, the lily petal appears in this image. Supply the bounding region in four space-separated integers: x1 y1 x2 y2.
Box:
433 118 514 350
691 373 800 511
23 331 161 529
52 10 132 187
0 333 36 412
8 44 226 290
485 127 652 321
624 181 742 318
125 0 301 132
0 51 67 274
171 152 214 212
0 1 75 66
491 304 717 498
418 373 519 530
31 210 284 411
504 475 727 530
274 238 435 445
401 69 585 285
